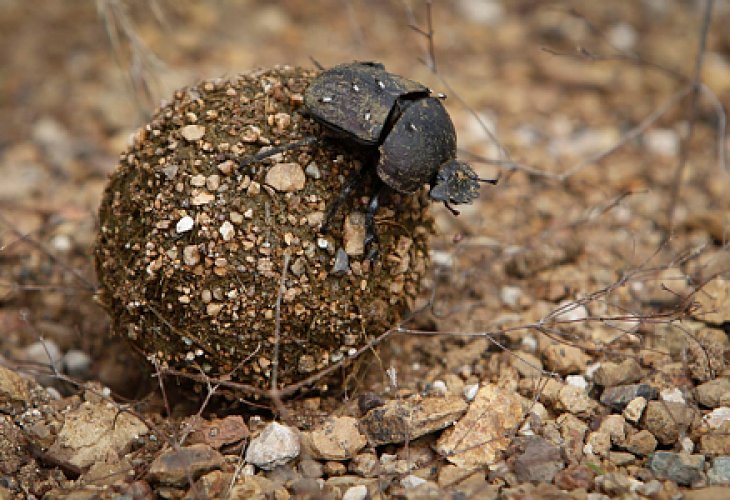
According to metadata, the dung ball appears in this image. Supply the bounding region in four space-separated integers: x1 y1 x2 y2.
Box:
94 66 432 390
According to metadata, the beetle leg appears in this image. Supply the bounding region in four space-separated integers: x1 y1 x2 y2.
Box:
238 136 318 169
320 165 366 234
443 201 460 216
364 185 383 261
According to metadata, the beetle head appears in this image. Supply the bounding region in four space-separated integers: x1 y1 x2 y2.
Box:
429 160 483 205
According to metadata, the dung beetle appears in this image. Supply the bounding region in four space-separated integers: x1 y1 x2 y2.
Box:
240 62 496 256
304 62 492 209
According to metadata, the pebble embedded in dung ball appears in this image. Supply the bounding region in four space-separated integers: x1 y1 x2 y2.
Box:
94 66 433 389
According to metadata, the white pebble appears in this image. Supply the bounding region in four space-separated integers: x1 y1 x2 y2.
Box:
660 387 685 404
176 216 194 233
566 375 588 390
343 485 368 500
219 221 235 241
463 384 479 401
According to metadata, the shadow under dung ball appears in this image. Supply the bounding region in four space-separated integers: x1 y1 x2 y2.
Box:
95 66 432 390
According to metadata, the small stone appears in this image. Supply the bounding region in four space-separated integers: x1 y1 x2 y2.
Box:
708 456 730 485
63 349 92 378
265 162 306 192
566 375 587 390
635 479 662 497
303 416 367 461
557 384 597 417
648 451 705 486
595 472 635 497
147 443 224 486
48 401 148 470
0 366 32 407
219 221 235 241
607 22 638 51
643 401 698 445
463 384 479 401
176 216 194 233
697 378 730 408
343 213 366 256
554 464 595 491
401 474 427 489
305 162 321 179
180 124 206 141
585 431 611 457
349 453 378 477
331 248 349 275
190 174 206 187
361 395 467 447
324 461 347 476
187 415 249 450
191 191 215 205
299 458 323 479
435 384 524 468
703 407 730 429
513 437 564 482
343 485 368 500
206 174 220 191
700 432 730 456
608 451 635 466
543 344 587 375
599 414 626 445
660 387 685 404
245 422 300 470
183 245 200 266
593 359 642 386
625 429 657 456
600 384 658 411
623 397 647 423
217 160 234 175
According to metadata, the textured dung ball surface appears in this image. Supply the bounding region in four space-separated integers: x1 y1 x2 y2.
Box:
95 66 432 389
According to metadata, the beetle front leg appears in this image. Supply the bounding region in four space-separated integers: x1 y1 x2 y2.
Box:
364 184 383 261
320 164 366 234
238 136 318 169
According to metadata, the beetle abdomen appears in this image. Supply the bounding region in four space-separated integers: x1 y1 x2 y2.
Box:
377 97 457 194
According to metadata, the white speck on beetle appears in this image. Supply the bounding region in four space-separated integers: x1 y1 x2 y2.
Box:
409 123 417 132
321 96 333 103
364 112 371 121
352 83 360 92
176 215 194 233
377 80 385 89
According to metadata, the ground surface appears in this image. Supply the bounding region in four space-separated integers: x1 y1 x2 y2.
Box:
1 0 730 498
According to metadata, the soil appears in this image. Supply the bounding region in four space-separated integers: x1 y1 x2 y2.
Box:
1 1 729 498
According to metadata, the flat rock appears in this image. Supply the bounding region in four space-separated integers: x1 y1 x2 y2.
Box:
648 451 705 486
187 415 249 450
265 162 306 192
361 395 467 447
696 378 730 408
47 401 148 470
694 278 730 323
513 437 564 482
302 416 367 460
147 444 224 487
245 422 300 470
435 384 523 468
0 366 32 412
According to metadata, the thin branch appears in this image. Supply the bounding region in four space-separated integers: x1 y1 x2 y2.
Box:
666 0 715 232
